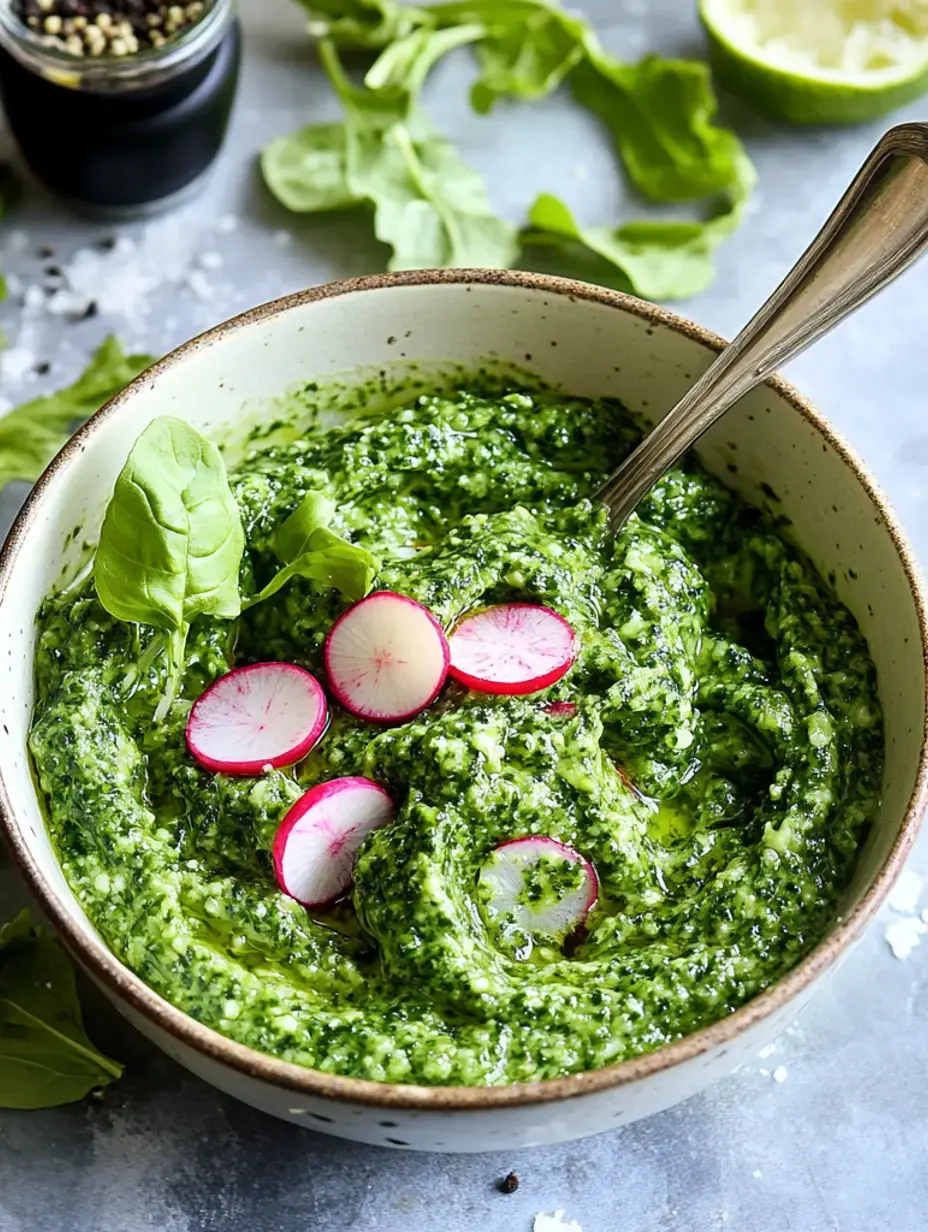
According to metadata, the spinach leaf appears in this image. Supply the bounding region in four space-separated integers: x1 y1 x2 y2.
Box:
0 911 122 1109
248 489 378 606
94 416 245 721
523 153 755 301
0 337 155 490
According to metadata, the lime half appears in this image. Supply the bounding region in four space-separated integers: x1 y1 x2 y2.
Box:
699 0 928 124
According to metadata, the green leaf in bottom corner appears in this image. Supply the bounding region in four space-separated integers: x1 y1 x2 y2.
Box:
0 911 123 1109
0 336 155 490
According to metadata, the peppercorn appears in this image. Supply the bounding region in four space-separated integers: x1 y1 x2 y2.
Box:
12 0 214 56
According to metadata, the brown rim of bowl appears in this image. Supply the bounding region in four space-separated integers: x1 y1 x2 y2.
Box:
2 268 927 1113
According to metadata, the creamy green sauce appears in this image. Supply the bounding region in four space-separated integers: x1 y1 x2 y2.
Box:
29 386 882 1085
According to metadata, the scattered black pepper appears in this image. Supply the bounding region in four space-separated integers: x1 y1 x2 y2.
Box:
38 244 55 259
498 1172 520 1194
81 300 99 319
11 0 213 57
35 362 51 375
44 265 63 278
97 236 118 250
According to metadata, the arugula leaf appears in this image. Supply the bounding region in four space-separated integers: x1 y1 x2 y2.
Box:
296 0 430 48
94 416 245 722
363 21 484 93
263 37 517 269
271 0 754 299
0 910 122 1110
249 489 378 606
523 153 755 301
0 337 155 489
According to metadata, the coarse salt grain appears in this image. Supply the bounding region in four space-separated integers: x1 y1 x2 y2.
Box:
888 867 924 915
885 914 927 960
534 1213 583 1232
772 1066 788 1083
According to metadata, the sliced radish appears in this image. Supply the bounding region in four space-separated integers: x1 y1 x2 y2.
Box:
324 591 449 722
273 776 395 908
186 662 327 776
545 701 577 717
479 836 598 943
449 604 577 695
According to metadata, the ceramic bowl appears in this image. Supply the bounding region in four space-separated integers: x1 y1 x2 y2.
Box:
1 270 926 1152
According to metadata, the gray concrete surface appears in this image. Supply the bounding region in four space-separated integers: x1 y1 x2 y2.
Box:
1 2 927 1229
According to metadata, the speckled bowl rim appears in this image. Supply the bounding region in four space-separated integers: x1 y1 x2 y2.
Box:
2 268 926 1113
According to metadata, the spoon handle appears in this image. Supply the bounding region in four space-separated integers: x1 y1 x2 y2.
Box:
597 121 928 531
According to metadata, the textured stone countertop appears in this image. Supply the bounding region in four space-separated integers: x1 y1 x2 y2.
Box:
0 2 926 1229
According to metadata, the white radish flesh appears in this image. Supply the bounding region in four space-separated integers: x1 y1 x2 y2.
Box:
325 591 449 722
449 604 577 695
186 662 327 776
273 776 395 908
479 836 598 943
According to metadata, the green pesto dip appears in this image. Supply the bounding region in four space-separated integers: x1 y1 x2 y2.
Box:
29 386 882 1085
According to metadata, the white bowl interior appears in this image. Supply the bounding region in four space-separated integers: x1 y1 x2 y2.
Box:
1 277 923 1044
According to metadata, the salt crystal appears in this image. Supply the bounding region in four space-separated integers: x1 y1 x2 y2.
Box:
185 270 214 301
888 867 924 915
752 1170 763 1180
23 285 46 312
772 1066 788 1083
46 289 91 317
199 251 224 271
215 214 238 233
885 915 927 960
0 347 36 384
534 1213 583 1232
757 1043 777 1060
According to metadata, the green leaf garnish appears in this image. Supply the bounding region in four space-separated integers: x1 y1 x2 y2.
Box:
0 911 122 1110
0 337 155 490
94 416 245 721
249 488 378 606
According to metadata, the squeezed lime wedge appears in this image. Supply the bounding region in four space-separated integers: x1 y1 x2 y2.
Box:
699 0 928 123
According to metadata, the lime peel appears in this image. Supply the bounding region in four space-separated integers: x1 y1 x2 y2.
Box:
700 0 928 124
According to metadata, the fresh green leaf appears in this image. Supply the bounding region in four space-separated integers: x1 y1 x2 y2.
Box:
425 0 587 113
0 337 155 489
0 910 122 1109
523 152 755 300
273 489 337 561
571 50 747 204
364 21 485 94
296 0 431 48
249 488 378 606
94 416 245 720
260 122 359 213
251 526 378 606
320 38 519 269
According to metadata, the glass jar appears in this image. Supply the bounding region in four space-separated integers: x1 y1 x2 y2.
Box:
0 0 240 216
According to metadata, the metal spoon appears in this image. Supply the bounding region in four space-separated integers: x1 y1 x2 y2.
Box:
597 121 928 532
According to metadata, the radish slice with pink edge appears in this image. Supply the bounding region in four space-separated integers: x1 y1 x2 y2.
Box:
186 662 328 775
449 604 577 695
273 776 395 908
479 836 599 942
324 591 449 722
